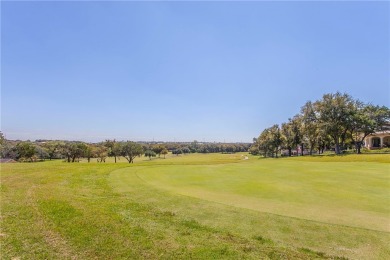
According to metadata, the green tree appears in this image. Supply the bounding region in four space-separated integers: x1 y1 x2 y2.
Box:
291 115 304 156
316 128 332 154
0 132 11 159
281 120 295 156
60 142 87 162
16 141 36 162
105 139 121 163
152 145 165 157
172 148 183 156
43 141 60 160
96 145 108 163
84 144 94 163
350 104 390 153
181 147 191 154
144 150 156 160
35 144 49 160
161 148 169 158
257 124 282 158
190 140 199 153
314 92 356 154
121 141 143 163
301 101 319 155
113 143 122 162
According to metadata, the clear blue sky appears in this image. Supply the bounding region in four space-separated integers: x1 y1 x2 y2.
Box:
1 1 389 142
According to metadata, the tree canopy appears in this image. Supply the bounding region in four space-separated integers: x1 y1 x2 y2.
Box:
252 92 390 156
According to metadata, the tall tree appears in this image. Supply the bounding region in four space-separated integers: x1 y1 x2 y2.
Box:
16 141 36 162
43 141 60 160
314 92 356 154
84 144 94 163
291 115 304 156
281 120 295 156
0 132 11 159
257 124 282 157
144 150 156 160
121 141 143 163
301 101 319 155
105 139 121 163
190 140 199 153
96 145 108 163
60 142 87 162
152 145 165 157
161 148 169 158
315 128 332 154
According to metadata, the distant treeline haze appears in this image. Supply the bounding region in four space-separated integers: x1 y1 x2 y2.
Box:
0 135 250 163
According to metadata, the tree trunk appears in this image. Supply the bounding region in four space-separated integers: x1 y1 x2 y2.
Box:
300 144 304 156
309 144 314 155
114 156 117 163
334 140 341 154
288 148 292 157
355 142 362 154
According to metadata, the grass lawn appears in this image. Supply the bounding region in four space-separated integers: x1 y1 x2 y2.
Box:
1 153 389 259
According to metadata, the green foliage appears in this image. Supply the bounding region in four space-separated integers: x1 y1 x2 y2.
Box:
121 141 143 163
350 104 390 153
301 101 318 155
281 120 296 156
257 92 389 156
314 92 357 154
151 144 165 157
0 131 6 157
42 141 61 160
144 150 156 160
60 142 88 162
256 124 282 157
161 148 169 158
172 148 183 155
15 141 36 162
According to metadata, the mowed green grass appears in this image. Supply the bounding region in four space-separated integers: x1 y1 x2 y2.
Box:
130 157 389 232
1 153 389 259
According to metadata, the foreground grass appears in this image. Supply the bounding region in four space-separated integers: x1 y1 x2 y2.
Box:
1 153 389 259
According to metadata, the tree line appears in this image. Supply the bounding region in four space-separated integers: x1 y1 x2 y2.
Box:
0 134 250 163
250 92 390 157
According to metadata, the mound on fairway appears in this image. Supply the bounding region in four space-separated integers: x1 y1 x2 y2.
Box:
126 160 389 232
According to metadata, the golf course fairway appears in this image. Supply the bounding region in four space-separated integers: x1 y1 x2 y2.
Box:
109 153 390 259
2 153 389 259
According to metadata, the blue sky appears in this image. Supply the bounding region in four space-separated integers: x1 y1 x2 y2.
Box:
1 1 389 142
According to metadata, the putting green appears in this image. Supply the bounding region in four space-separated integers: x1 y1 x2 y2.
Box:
111 158 390 232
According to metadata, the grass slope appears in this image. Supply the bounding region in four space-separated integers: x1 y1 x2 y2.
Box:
132 159 389 231
1 153 389 259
